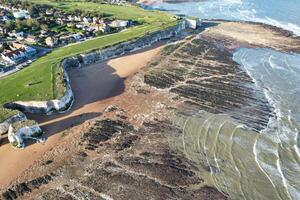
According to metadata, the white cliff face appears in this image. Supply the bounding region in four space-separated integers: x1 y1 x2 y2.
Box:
50 86 73 112
4 67 74 114
0 113 27 135
8 124 42 148
5 22 185 115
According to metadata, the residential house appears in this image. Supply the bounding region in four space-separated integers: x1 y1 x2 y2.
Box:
25 35 39 43
0 15 10 22
45 36 58 47
109 20 128 28
45 9 54 16
12 10 30 19
1 45 36 64
90 23 109 33
74 16 82 22
56 17 65 25
8 31 24 38
92 17 99 24
68 15 75 22
83 17 91 23
72 33 84 41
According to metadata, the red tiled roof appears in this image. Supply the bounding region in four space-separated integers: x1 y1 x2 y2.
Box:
3 48 26 59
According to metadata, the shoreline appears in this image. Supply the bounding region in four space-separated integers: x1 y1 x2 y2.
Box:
1 18 300 199
0 43 164 189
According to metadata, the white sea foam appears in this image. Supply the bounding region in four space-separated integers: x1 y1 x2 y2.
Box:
254 17 300 36
153 1 300 198
233 48 300 199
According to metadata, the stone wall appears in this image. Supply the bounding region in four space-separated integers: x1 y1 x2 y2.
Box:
4 22 185 115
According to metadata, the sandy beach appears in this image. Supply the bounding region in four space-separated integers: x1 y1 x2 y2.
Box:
0 43 163 189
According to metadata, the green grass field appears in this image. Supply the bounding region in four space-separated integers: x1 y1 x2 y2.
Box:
0 1 178 121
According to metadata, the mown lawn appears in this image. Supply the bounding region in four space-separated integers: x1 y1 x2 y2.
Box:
0 1 178 120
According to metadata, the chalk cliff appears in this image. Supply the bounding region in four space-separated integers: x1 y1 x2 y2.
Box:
5 22 185 115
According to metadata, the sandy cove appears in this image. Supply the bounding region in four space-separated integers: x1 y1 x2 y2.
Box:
0 43 164 189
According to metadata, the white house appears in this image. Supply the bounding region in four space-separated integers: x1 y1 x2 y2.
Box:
68 15 75 22
1 45 36 64
72 33 84 41
109 20 128 28
12 10 30 19
0 16 9 21
8 31 24 38
83 17 91 23
45 37 58 47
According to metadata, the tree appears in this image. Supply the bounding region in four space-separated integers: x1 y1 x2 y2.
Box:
28 5 39 18
3 21 15 32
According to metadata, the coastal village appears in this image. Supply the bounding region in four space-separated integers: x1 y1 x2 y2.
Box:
0 2 131 75
0 0 202 149
0 1 136 148
0 1 299 200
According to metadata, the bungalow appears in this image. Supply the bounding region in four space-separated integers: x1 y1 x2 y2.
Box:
72 33 84 41
45 9 54 16
90 23 109 32
109 20 128 28
8 31 24 38
83 17 91 23
92 17 99 24
68 15 75 22
0 15 10 21
25 35 39 43
74 16 82 22
12 10 30 19
45 36 58 47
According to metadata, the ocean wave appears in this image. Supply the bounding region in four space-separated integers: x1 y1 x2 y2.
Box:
255 17 300 36
233 48 300 199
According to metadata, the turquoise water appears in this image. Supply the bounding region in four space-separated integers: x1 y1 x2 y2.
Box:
149 1 300 199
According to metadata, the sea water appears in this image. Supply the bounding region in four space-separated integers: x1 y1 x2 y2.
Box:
151 0 300 35
149 0 300 199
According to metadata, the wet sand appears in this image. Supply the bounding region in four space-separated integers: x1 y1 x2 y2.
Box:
0 43 163 189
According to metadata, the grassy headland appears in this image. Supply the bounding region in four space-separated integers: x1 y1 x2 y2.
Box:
0 1 178 120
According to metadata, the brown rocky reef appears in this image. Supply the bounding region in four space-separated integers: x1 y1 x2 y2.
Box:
1 115 226 200
144 36 273 131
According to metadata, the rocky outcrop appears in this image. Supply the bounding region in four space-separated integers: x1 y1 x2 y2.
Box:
0 113 27 135
5 22 185 115
1 117 226 199
144 37 273 131
1 173 56 200
8 122 43 148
